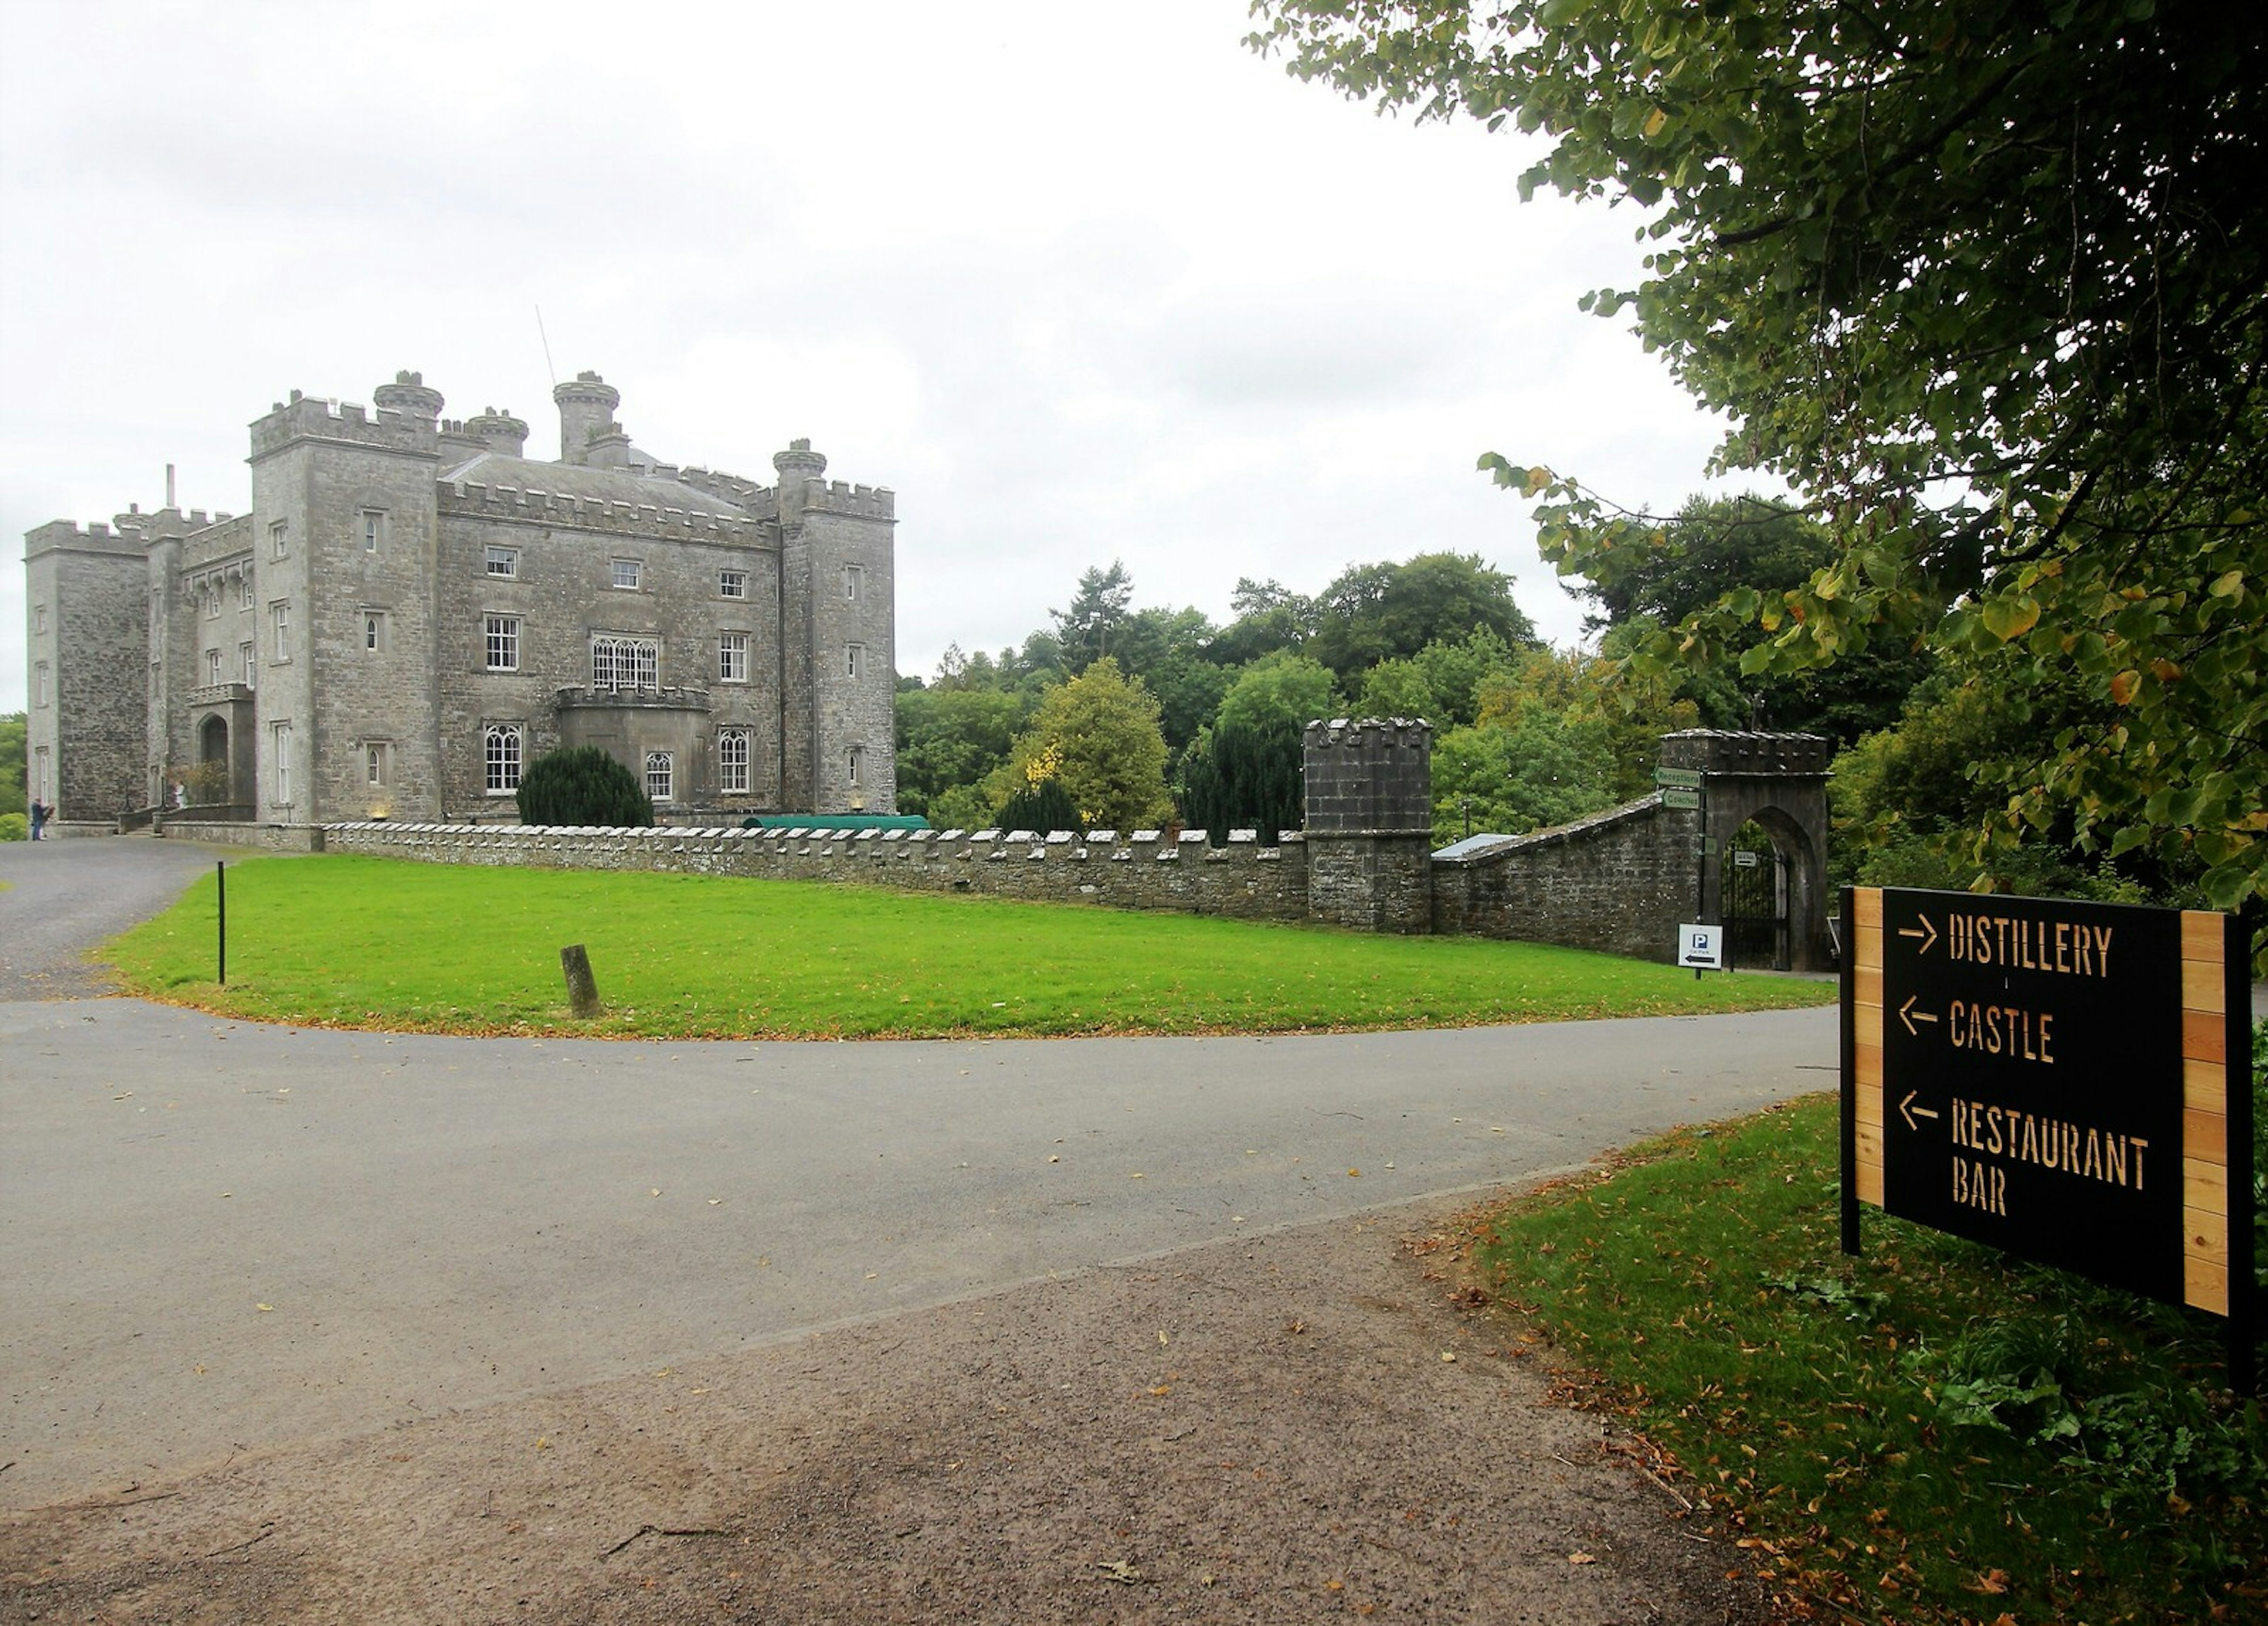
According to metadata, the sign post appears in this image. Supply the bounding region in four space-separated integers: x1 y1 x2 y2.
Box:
1842 886 2256 1388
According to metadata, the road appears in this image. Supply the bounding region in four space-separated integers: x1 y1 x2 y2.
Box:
0 836 1838 1507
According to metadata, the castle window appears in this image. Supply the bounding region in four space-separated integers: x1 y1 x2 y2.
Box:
719 569 747 599
207 649 223 686
365 742 390 788
240 643 256 686
240 574 255 610
611 558 643 591
270 601 291 660
845 564 863 602
718 632 749 684
205 581 221 619
485 615 520 672
364 610 389 653
848 746 862 787
484 724 523 794
718 729 751 794
845 643 864 679
592 636 659 690
34 662 51 707
270 522 288 559
361 510 385 553
33 604 46 633
645 751 674 803
485 545 518 578
271 722 293 804
34 746 51 802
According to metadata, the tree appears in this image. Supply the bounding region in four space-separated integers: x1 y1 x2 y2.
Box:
516 746 653 828
1211 576 1319 666
1352 627 1527 729
988 659 1174 832
1178 651 1342 839
1309 552 1537 681
894 685 1032 820
1051 560 1136 673
1584 495 1931 744
0 712 24 819
1251 3 2268 924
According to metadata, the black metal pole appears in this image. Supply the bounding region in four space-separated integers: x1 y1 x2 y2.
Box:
1839 885 1861 1259
217 861 226 987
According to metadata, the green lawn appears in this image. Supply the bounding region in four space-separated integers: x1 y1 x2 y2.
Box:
102 853 1833 1038
1468 1094 2267 1626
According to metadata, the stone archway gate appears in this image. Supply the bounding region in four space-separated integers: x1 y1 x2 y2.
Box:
1426 729 1834 970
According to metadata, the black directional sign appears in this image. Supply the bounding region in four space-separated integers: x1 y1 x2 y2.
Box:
1877 889 2186 1302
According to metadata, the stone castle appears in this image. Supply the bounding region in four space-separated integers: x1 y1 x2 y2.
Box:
22 370 897 827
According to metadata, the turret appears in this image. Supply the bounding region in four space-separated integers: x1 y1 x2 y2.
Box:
773 438 827 525
464 408 530 458
373 370 444 424
553 370 620 465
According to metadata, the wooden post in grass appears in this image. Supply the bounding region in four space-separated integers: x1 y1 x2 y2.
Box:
561 944 601 1018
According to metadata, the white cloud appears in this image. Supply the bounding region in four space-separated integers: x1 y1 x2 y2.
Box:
0 0 1735 712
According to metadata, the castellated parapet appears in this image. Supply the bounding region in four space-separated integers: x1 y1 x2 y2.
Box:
249 389 441 461
321 822 1309 921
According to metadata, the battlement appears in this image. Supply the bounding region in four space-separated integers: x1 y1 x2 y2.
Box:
1303 716 1431 754
672 466 778 519
437 478 768 545
805 479 895 520
1657 728 1834 778
249 389 441 460
320 821 1311 923
1302 716 1433 840
25 519 143 559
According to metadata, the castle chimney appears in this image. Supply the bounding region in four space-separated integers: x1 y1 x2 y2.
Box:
165 464 175 509
553 370 621 466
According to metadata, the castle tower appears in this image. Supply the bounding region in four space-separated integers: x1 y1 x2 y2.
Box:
1302 718 1435 933
774 438 896 813
245 380 443 823
553 371 620 466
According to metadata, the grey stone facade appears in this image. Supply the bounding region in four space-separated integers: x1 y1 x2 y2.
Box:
22 370 897 826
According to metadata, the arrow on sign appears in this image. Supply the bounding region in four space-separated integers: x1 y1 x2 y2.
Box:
1898 995 1939 1037
1897 1091 1941 1132
1896 914 1939 955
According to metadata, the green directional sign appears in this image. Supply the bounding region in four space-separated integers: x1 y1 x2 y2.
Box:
1659 788 1702 810
1653 768 1704 790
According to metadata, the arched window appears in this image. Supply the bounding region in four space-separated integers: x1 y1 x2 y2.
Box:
484 724 523 794
717 729 751 795
645 751 674 803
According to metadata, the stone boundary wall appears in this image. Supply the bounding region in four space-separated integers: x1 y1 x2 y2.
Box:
319 822 1309 920
158 820 327 853
1430 795 1702 963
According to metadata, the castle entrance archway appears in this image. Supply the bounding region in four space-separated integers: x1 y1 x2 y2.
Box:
1720 812 1813 972
198 715 230 803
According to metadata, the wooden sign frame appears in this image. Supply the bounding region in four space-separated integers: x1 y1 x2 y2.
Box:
1840 885 2256 1388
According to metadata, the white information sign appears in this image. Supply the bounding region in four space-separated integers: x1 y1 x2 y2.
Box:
1677 923 1724 970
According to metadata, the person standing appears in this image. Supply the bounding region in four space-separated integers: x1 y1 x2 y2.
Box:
28 799 49 840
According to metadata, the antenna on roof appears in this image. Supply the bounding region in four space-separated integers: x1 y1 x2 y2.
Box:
535 304 558 389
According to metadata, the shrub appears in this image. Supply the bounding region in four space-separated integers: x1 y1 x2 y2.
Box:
515 747 654 828
996 775 1081 835
0 812 27 842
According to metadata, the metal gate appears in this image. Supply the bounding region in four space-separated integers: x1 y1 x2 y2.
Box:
1722 846 1788 971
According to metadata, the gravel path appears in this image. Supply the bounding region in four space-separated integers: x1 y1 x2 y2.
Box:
0 834 248 1001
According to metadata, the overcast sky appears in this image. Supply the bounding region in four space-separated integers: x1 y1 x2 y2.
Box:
0 1 1735 715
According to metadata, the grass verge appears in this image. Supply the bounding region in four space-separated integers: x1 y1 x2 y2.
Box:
103 854 1834 1038
1465 1073 2268 1626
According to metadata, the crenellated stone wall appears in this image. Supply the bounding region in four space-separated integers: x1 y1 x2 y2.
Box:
319 822 1309 919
